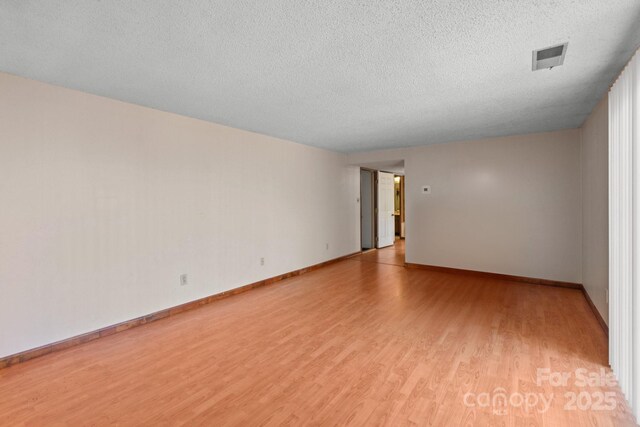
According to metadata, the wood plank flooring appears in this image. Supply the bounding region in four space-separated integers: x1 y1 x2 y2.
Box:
0 241 636 426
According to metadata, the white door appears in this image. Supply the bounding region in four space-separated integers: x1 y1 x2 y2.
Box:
376 171 395 248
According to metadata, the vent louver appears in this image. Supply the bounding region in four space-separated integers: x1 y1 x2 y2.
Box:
532 43 568 71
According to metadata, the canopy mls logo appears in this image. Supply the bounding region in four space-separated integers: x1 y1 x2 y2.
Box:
463 388 553 415
463 368 618 415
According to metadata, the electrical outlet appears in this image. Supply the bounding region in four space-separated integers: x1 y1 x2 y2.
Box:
180 274 188 286
326 243 329 250
260 257 265 266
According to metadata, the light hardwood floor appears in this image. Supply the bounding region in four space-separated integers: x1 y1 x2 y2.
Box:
0 241 636 426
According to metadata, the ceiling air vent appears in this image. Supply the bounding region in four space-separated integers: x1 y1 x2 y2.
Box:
532 43 568 71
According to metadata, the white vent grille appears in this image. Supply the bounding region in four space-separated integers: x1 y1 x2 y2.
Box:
532 43 568 71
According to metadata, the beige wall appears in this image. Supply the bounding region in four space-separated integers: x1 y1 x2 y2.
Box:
0 68 609 358
581 94 609 324
350 129 583 283
0 72 360 358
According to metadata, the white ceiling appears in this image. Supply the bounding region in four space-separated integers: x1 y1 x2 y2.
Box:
1 1 639 152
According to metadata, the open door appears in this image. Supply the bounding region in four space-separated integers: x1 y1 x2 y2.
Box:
376 171 395 248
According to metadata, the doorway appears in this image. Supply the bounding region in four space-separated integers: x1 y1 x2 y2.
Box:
360 169 375 250
394 175 405 239
360 168 404 250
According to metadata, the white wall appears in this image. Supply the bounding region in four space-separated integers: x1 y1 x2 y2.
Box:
580 94 609 324
0 72 360 358
349 130 583 283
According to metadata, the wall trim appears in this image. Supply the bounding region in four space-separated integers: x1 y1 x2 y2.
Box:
581 287 609 337
0 251 361 370
3 254 610 370
404 262 582 289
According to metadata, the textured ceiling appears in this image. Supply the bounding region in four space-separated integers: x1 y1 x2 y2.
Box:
1 1 639 152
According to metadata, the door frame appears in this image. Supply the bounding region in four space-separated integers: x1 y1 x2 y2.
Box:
360 168 402 250
394 174 405 238
359 168 376 250
375 170 396 248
